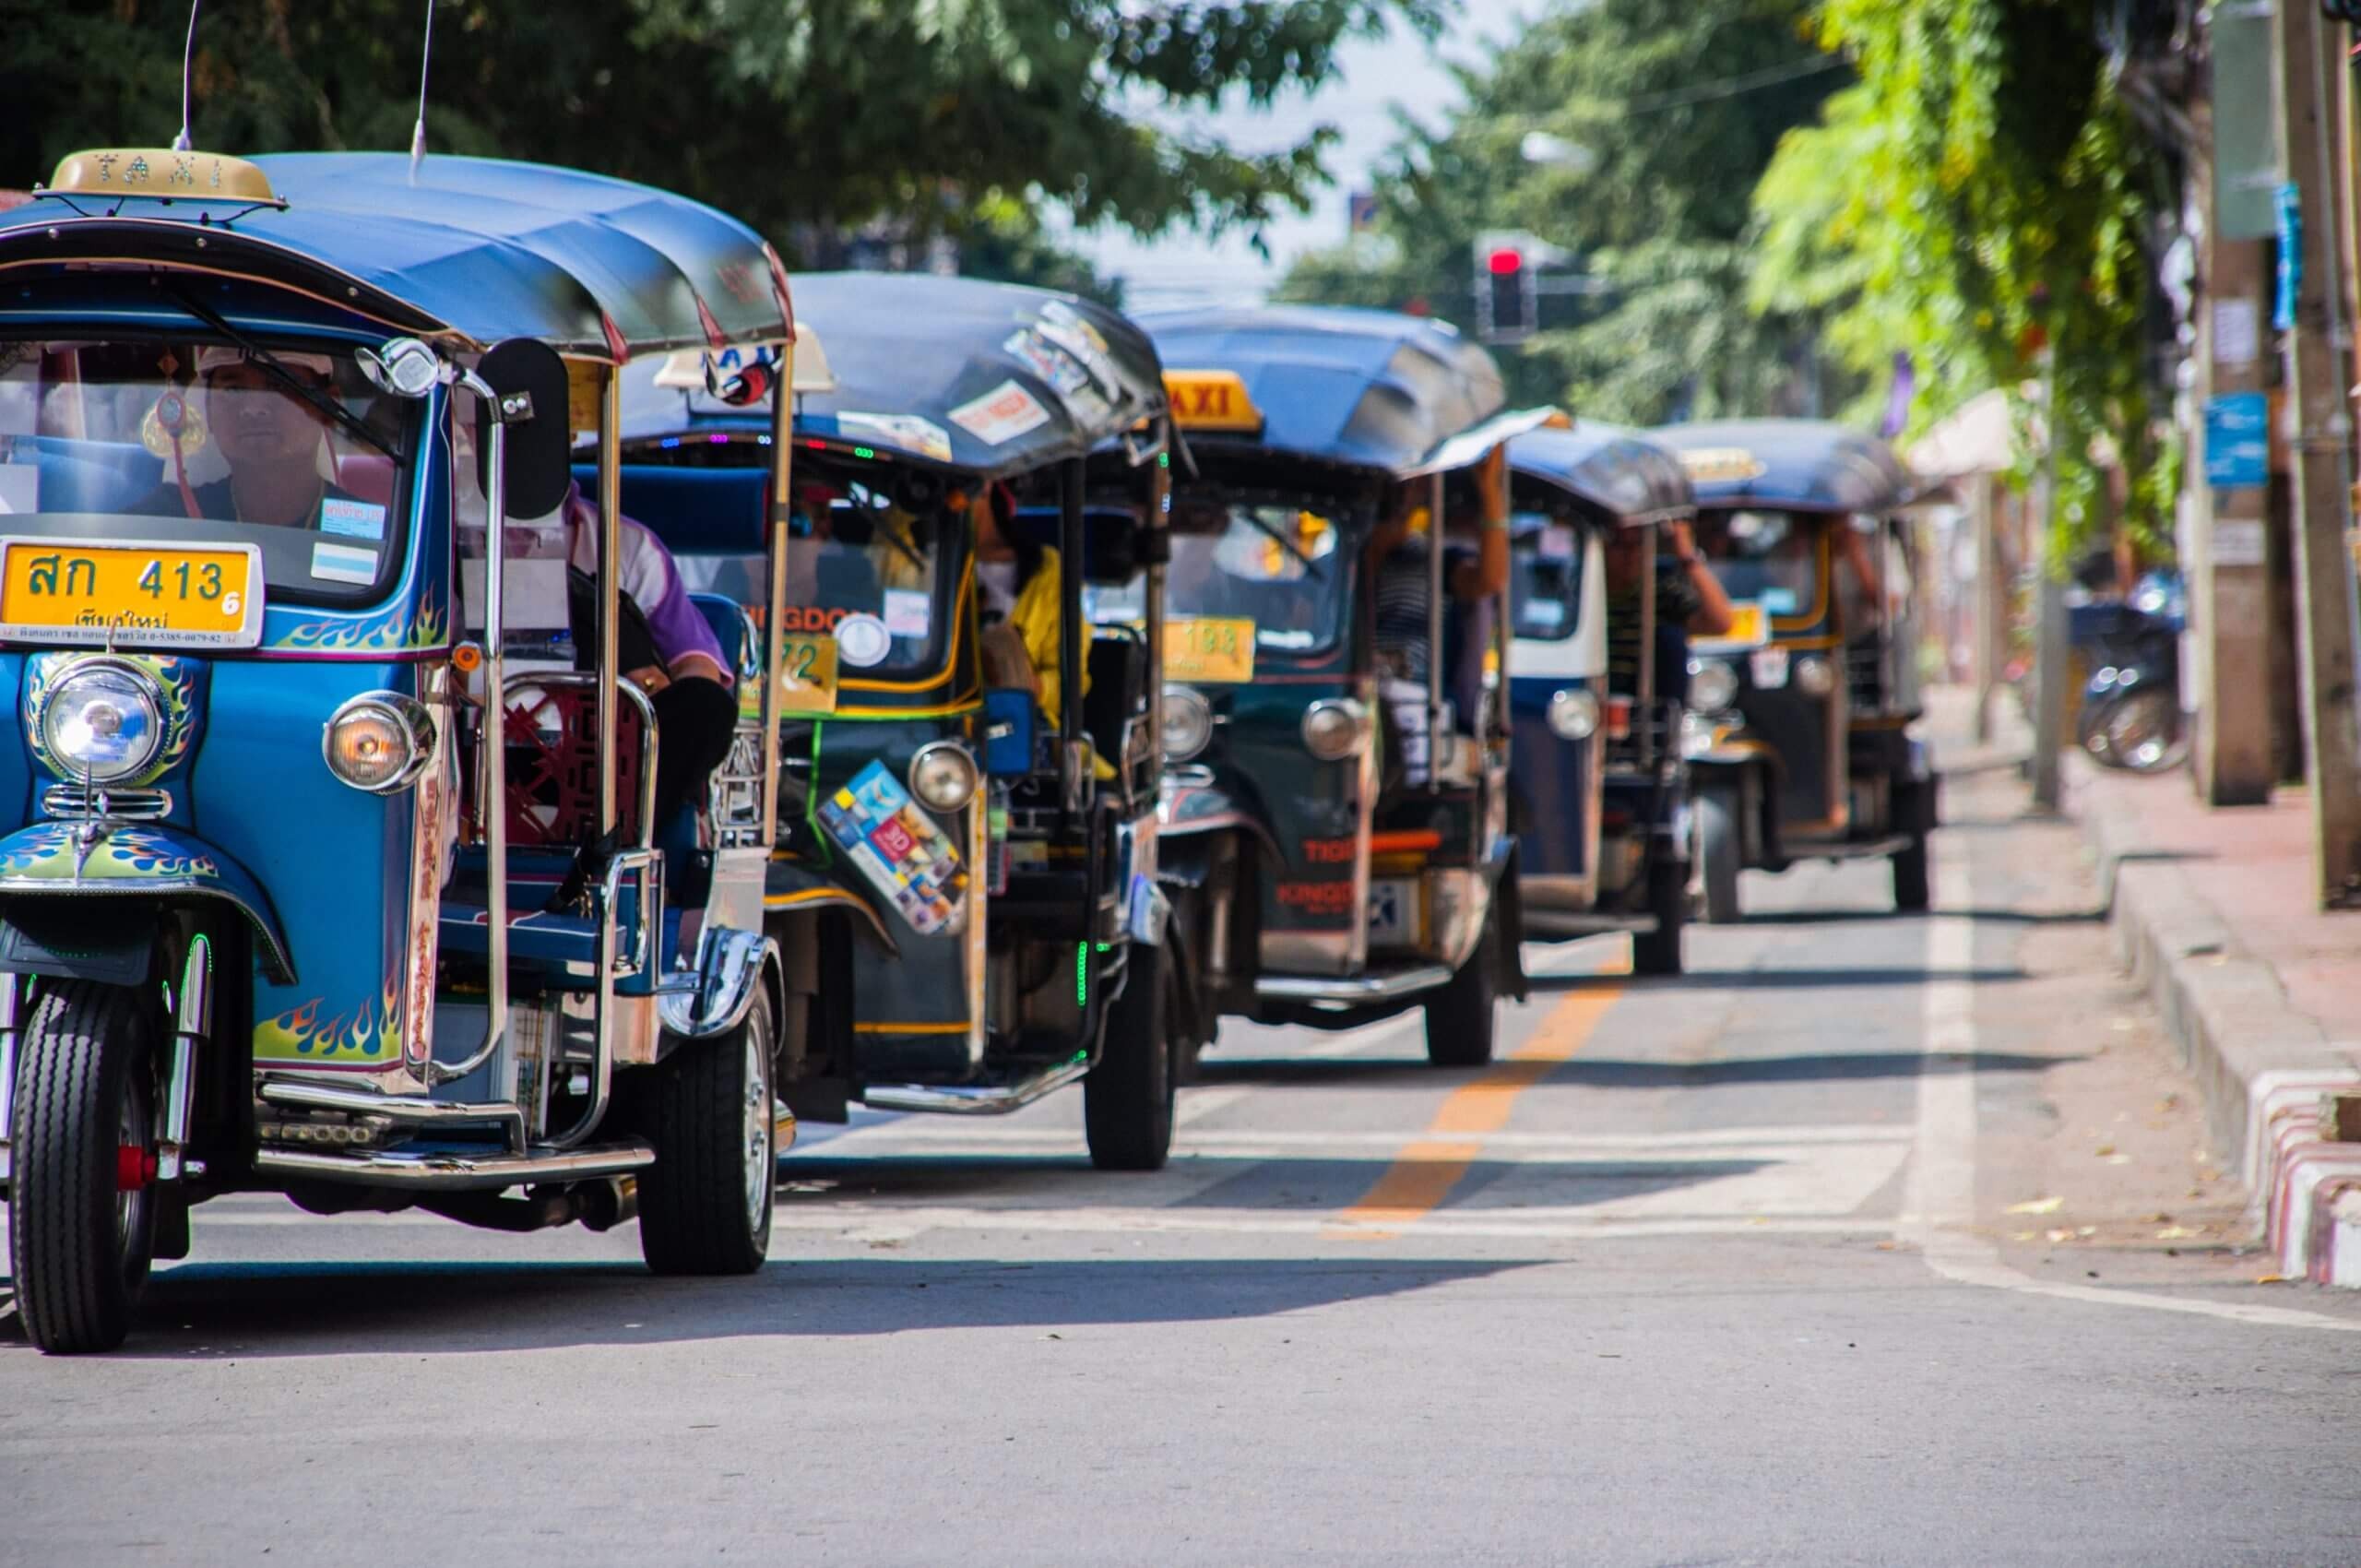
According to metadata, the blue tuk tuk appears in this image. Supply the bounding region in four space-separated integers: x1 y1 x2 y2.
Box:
1504 420 1699 974
1650 420 1934 918
0 148 804 1352
603 274 1183 1170
1136 307 1547 1067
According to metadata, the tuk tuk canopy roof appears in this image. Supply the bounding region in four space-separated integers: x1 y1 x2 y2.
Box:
1142 305 1532 478
1509 422 1694 526
618 272 1169 479
1652 419 1915 514
0 152 792 360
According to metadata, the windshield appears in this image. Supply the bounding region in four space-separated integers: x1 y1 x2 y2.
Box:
1092 505 1349 663
1509 514 1584 642
1695 508 1822 621
782 483 957 679
0 338 414 621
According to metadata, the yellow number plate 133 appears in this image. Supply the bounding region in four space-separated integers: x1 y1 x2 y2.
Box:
0 538 264 649
1164 617 1255 683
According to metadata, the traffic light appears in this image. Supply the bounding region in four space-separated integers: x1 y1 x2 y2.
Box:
1474 238 1537 343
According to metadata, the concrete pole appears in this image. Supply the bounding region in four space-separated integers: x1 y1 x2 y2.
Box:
2272 0 2361 907
2189 82 2278 806
2030 361 2068 813
1973 474 1999 744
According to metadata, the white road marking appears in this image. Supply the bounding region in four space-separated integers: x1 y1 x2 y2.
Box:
762 1205 1881 1242
1903 826 2360 1332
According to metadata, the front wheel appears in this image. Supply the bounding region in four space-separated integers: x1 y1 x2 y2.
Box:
1424 909 1499 1067
7 980 160 1355
638 983 777 1276
1892 779 1936 912
1086 943 1176 1170
1631 846 1688 976
1697 786 1743 925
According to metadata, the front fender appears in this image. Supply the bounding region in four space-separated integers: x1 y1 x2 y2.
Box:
1157 778 1283 860
763 860 898 956
0 821 292 981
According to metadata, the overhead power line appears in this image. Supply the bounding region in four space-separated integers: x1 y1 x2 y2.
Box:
1621 53 1849 113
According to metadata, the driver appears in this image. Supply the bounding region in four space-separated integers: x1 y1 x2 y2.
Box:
135 346 363 526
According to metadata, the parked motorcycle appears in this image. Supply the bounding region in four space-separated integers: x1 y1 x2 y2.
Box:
2075 574 2183 773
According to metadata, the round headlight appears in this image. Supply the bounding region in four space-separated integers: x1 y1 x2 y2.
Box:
323 693 435 794
1546 687 1601 741
1688 658 1740 714
1300 697 1370 762
42 662 163 784
908 740 979 813
1793 653 1836 697
1162 685 1215 762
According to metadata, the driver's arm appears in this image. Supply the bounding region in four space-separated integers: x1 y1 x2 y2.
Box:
1447 445 1511 601
615 517 730 689
1669 519 1737 636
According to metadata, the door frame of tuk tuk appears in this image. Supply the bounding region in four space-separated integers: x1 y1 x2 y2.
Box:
1503 420 1698 974
1651 418 1933 917
1143 305 1552 1067
0 148 800 1352
601 273 1180 1162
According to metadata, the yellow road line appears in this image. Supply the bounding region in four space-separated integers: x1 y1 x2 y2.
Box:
1330 983 1622 1233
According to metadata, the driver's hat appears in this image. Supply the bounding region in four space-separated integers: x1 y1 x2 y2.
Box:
196 344 337 382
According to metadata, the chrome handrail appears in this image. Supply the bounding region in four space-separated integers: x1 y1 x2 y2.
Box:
547 846 658 1150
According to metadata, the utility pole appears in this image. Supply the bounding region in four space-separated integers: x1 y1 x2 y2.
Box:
2271 0 2361 907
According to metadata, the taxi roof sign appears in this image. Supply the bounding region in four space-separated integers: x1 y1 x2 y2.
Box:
1165 369 1263 434
1677 445 1766 483
44 148 280 205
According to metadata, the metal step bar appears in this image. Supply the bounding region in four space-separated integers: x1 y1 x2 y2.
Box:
254 1140 656 1192
1254 964 1453 1006
861 1055 1095 1115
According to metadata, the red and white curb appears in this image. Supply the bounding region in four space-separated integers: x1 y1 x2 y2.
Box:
2248 1069 2361 1287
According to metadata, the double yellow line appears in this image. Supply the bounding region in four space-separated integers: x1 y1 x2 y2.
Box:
1332 982 1623 1234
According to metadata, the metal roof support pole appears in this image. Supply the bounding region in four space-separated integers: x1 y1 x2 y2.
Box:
597 367 622 844
1638 520 1658 769
1061 457 1087 811
1427 470 1447 790
761 342 796 851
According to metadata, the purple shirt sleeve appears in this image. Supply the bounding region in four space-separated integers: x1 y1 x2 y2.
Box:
567 484 731 683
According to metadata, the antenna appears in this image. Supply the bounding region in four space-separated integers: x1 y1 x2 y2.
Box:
409 0 435 180
172 0 202 152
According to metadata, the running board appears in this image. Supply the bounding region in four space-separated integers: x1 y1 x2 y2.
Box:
861 1056 1094 1116
1255 965 1453 1006
254 1140 655 1192
1519 909 1657 938
1786 834 1915 863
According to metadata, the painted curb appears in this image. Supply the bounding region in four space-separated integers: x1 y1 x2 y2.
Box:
2065 751 2361 1288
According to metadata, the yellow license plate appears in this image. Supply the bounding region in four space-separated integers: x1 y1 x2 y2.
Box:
777 633 839 713
1165 617 1255 683
1691 601 1769 653
0 538 263 648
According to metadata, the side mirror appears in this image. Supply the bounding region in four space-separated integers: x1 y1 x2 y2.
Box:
475 339 574 519
1080 508 1155 586
358 337 444 400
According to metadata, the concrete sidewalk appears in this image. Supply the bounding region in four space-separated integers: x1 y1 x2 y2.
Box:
2063 747 2361 1286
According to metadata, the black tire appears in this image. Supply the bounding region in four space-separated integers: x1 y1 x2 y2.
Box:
637 983 776 1276
1424 910 1499 1067
1697 786 1743 925
1086 943 1176 1171
1892 779 1934 912
1632 848 1688 976
8 980 160 1355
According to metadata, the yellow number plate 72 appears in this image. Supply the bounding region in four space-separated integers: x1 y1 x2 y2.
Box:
0 538 263 648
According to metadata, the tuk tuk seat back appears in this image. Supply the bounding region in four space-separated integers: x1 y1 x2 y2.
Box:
575 464 769 559
476 682 651 851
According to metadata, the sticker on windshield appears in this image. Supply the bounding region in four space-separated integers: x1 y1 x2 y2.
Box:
835 612 892 668
836 411 954 465
1537 524 1575 561
1259 627 1316 650
883 588 931 638
948 381 1052 446
319 497 386 541
1761 587 1800 614
310 540 379 586
1524 600 1566 628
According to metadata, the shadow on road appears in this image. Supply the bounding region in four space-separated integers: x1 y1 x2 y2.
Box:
1535 1050 2059 1087
1528 965 2023 992
29 1255 1536 1360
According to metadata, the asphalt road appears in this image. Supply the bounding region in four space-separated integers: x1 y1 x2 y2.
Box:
6 729 2361 1567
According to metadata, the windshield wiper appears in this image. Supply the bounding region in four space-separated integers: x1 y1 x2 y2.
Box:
164 285 401 462
1227 507 1317 572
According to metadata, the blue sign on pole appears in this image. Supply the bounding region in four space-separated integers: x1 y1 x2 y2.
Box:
2204 391 2270 490
2274 183 2301 333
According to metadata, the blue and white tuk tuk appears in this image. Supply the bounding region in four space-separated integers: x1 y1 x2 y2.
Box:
1504 420 1698 974
0 148 803 1352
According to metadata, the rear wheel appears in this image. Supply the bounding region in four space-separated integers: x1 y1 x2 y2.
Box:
8 980 160 1355
1892 779 1935 912
1697 785 1743 924
1632 846 1688 976
1424 909 1500 1067
638 983 777 1276
1086 943 1176 1170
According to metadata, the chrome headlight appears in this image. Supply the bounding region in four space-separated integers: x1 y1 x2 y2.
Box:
322 692 436 794
1546 687 1600 741
1162 685 1215 762
1688 658 1740 714
1792 653 1836 697
1300 697 1370 761
908 740 979 813
42 661 164 784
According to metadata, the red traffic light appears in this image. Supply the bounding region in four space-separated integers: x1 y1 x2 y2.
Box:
1486 247 1525 276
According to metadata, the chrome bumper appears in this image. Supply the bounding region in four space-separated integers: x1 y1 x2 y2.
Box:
862 1055 1093 1115
1254 965 1453 1005
255 1140 656 1192
258 1077 528 1154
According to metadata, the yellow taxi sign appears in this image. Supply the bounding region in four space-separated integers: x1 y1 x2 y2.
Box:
1678 446 1766 483
47 148 279 204
1165 370 1263 433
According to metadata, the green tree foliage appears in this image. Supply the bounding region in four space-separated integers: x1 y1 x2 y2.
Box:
1750 2 2173 557
0 0 1437 289
1277 0 1845 423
